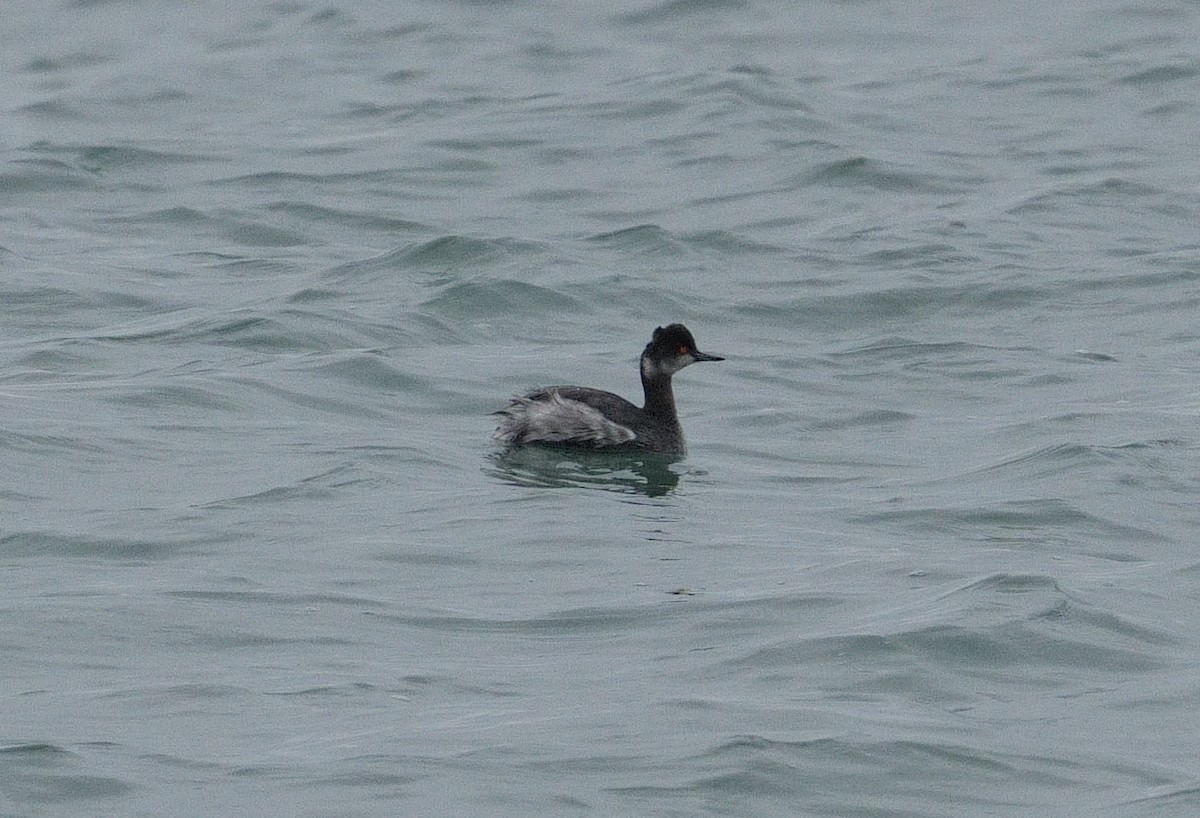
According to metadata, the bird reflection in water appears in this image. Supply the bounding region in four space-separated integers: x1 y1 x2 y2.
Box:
485 446 681 497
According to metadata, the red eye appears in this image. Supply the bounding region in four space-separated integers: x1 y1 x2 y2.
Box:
679 345 689 354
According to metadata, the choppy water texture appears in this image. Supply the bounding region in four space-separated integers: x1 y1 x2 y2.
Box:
3 0 1200 815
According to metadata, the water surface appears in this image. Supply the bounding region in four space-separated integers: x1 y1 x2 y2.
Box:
3 0 1200 816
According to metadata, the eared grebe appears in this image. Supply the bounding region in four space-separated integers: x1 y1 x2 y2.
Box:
493 324 723 456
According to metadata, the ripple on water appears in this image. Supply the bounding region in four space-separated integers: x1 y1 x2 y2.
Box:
631 732 1173 815
0 741 135 804
851 497 1168 557
717 572 1179 695
1 531 191 561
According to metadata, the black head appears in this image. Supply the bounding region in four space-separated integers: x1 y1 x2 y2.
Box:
642 324 724 378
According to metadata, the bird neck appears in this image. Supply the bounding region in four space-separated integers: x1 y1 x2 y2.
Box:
641 366 677 419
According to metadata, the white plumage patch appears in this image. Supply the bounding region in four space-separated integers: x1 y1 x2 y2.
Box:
494 390 637 446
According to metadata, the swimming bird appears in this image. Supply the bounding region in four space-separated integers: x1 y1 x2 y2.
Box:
493 324 723 456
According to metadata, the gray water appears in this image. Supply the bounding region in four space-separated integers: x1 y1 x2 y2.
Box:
3 1 1200 816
